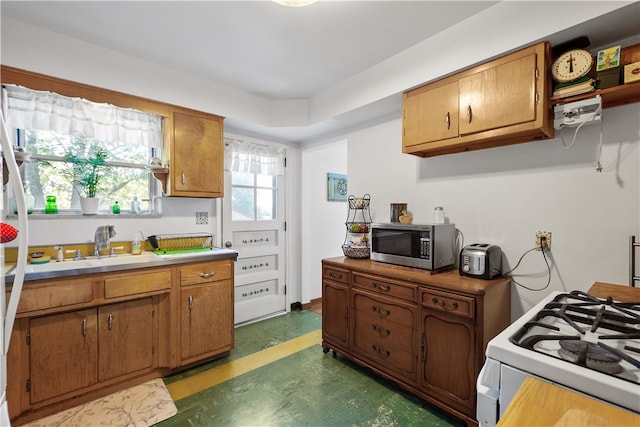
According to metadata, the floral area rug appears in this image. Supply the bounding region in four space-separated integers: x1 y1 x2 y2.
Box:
22 378 177 427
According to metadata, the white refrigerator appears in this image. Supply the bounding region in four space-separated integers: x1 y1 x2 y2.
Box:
0 111 29 426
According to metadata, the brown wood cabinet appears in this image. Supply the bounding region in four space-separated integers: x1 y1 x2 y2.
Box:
27 298 155 405
322 257 511 427
6 255 235 425
28 308 98 404
403 42 554 157
178 259 234 365
321 264 350 351
0 66 225 198
171 110 224 197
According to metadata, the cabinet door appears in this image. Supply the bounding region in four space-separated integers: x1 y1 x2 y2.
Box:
459 53 537 135
180 281 233 363
403 81 459 147
29 309 98 404
322 280 349 349
420 309 475 415
173 110 223 197
98 298 155 382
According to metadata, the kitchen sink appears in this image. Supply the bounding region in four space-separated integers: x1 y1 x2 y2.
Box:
17 252 161 274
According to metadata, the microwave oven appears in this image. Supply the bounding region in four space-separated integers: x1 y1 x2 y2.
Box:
370 223 455 270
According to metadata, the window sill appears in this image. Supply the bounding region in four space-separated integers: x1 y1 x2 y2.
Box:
5 213 163 220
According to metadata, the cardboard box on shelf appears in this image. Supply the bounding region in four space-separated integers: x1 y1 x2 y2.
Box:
624 61 640 84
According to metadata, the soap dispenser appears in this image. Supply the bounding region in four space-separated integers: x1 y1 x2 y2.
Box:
131 232 142 255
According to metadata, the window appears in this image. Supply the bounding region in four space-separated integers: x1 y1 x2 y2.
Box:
231 171 277 221
224 139 285 222
3 84 162 215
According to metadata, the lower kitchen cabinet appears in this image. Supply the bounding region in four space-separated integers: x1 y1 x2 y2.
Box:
322 257 511 427
178 259 234 366
98 298 155 382
29 308 98 404
6 253 237 425
180 282 233 363
28 298 155 404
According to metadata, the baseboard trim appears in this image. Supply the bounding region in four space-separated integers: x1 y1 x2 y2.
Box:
302 297 322 310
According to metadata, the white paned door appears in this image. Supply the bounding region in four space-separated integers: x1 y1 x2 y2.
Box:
222 166 286 325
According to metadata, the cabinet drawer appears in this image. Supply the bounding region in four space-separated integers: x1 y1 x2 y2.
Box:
352 273 416 302
353 291 417 329
14 279 93 314
323 265 349 284
420 288 475 320
104 269 171 299
180 259 232 286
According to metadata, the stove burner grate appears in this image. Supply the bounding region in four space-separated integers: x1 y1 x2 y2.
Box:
509 291 640 383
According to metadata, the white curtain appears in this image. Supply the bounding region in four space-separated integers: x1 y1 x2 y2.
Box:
2 84 162 149
224 138 285 176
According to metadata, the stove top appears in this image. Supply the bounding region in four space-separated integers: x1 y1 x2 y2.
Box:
509 290 640 385
485 290 640 414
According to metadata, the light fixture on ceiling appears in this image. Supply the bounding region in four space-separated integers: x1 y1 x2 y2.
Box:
273 0 318 7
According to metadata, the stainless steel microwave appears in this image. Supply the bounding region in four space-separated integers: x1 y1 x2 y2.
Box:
370 223 455 270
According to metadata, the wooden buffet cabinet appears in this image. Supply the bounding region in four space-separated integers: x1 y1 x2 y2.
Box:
5 256 234 425
322 257 511 427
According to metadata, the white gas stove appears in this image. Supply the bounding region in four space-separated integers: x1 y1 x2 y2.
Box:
477 290 640 426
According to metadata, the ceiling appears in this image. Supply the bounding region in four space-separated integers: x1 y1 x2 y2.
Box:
2 1 639 144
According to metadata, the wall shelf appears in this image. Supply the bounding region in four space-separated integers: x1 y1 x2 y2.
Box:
551 82 640 109
151 167 169 194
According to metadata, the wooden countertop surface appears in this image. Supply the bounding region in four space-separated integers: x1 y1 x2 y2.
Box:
497 282 640 427
497 377 640 426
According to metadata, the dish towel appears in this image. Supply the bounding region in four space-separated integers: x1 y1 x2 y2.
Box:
95 224 117 250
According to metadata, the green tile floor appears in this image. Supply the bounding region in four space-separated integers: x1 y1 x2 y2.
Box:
157 310 464 427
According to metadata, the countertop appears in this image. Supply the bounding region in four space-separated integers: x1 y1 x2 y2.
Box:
497 377 640 426
4 248 238 284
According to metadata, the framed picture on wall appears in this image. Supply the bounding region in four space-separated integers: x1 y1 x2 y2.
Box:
327 173 347 202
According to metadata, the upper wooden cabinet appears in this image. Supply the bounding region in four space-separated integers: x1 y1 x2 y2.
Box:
0 66 225 198
171 110 224 197
403 42 554 157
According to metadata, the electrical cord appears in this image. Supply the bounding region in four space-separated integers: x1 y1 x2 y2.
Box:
504 245 552 292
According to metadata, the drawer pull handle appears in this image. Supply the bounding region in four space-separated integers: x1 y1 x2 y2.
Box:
329 272 342 280
199 272 216 279
371 305 391 317
108 313 113 331
372 324 391 337
372 344 391 357
189 295 193 311
181 172 186 185
467 105 473 124
372 282 390 292
432 297 459 310
82 319 87 337
445 111 450 130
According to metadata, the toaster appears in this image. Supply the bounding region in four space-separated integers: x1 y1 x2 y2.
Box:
459 243 502 279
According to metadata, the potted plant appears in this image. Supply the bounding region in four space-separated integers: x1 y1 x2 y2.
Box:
62 134 111 215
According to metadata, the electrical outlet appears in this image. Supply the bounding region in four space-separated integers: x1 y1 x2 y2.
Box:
535 231 552 251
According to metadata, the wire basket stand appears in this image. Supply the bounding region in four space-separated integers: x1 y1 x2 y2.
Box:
342 194 372 258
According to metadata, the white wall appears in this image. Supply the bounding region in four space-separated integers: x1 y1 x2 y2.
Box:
301 140 348 302
339 105 639 319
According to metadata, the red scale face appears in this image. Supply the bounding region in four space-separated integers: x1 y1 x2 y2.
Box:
551 49 593 83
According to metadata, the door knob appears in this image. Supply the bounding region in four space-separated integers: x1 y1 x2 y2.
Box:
224 241 233 248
